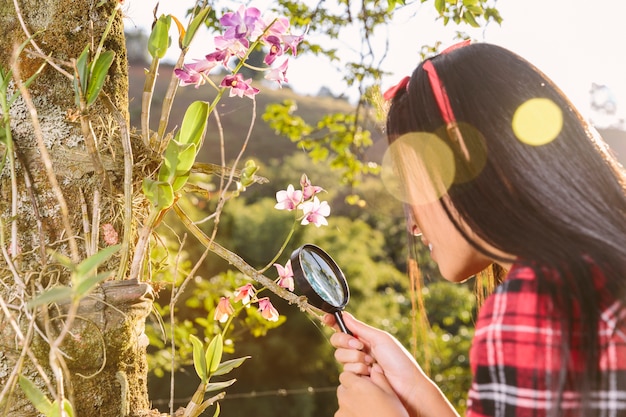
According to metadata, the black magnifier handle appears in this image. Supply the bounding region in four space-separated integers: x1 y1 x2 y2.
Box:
334 311 353 336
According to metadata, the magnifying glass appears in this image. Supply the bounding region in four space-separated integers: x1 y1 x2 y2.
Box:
290 244 352 335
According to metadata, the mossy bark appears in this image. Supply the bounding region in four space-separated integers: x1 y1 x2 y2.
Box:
0 0 157 415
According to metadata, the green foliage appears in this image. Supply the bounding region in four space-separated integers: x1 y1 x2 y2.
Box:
182 6 212 49
18 376 75 417
263 100 378 188
27 245 121 308
144 101 209 209
148 14 172 59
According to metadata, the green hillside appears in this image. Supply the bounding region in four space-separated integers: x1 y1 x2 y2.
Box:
128 63 367 165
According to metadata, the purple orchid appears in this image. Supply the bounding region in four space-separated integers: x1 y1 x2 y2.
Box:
220 5 263 40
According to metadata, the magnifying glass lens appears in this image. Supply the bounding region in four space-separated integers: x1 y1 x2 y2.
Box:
300 250 346 307
290 244 352 335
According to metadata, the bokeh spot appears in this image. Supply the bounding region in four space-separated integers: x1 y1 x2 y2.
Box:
381 132 455 205
512 98 563 146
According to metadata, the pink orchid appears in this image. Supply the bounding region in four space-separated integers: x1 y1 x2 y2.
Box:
214 35 249 58
257 298 279 322
220 74 260 98
262 15 290 38
274 260 295 291
300 174 324 200
274 184 303 211
300 196 330 227
263 35 283 65
265 59 289 86
233 283 256 304
214 297 235 323
281 33 305 56
174 59 219 88
206 49 232 67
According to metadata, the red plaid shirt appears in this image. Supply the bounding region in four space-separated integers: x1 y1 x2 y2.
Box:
467 263 626 417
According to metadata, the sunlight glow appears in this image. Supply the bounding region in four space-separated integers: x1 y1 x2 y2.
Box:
381 132 455 205
512 98 563 146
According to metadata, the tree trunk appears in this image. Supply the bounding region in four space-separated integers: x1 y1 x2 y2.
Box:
0 0 157 415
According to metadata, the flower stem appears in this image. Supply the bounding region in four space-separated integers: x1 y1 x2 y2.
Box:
258 218 298 273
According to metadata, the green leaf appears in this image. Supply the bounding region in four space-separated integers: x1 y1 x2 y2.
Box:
204 378 236 393
463 10 480 27
182 7 211 48
75 244 121 279
212 356 251 376
160 140 197 181
18 375 55 415
170 173 190 193
211 402 221 417
206 333 223 374
27 286 73 309
74 270 114 299
60 399 75 417
86 50 115 106
148 15 172 59
179 101 209 146
190 334 208 383
76 45 90 94
73 44 90 106
142 179 175 209
435 0 446 15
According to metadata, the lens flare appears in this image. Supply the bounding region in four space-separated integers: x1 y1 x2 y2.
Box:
512 98 563 146
381 132 455 205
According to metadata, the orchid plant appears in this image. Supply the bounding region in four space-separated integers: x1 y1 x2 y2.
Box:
138 5 332 417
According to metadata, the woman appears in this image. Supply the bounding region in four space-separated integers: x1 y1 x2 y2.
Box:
325 42 626 417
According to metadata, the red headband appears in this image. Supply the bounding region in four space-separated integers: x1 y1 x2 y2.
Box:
385 40 472 161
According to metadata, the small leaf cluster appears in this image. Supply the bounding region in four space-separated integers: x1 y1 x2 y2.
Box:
143 101 209 210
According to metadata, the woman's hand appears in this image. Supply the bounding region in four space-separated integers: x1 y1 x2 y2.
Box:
325 312 459 417
335 365 409 417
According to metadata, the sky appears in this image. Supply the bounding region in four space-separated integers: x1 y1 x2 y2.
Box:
123 0 626 127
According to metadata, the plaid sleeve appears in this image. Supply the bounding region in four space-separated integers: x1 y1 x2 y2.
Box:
466 264 626 417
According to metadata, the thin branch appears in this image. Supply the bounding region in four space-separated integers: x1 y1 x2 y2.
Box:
172 203 324 317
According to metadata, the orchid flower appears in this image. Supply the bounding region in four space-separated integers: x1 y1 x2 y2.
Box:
234 283 256 304
214 35 250 58
274 184 303 211
214 297 235 323
174 59 219 88
263 35 283 65
220 5 263 40
220 74 260 98
281 33 305 56
274 260 295 291
300 174 324 200
262 15 290 38
257 298 280 322
300 196 331 227
206 49 232 67
265 59 289 86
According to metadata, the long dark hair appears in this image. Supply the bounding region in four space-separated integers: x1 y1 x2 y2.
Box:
386 43 626 415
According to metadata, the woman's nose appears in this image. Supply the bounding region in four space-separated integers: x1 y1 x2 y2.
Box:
410 223 422 237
